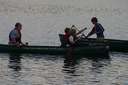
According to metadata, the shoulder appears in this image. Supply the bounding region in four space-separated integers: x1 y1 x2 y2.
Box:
97 23 103 26
10 29 16 32
96 23 103 27
10 29 18 35
96 23 101 26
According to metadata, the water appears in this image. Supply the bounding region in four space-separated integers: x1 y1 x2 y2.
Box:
0 0 128 85
0 53 128 85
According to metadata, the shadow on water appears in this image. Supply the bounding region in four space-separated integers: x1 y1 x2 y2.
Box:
7 53 23 84
8 53 22 72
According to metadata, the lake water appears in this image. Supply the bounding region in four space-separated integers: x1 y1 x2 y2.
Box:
0 0 128 85
0 53 128 85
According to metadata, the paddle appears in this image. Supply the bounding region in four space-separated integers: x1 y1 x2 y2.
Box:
71 25 87 36
69 25 88 43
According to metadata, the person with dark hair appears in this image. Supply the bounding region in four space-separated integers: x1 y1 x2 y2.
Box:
9 22 24 46
64 27 70 40
63 27 71 47
86 17 104 39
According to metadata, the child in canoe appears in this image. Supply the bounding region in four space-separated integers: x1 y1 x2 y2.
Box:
64 25 86 47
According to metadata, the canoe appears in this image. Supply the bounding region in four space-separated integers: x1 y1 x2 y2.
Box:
59 34 128 52
0 44 109 57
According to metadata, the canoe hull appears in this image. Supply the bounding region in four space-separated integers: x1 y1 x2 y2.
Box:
0 44 109 57
77 38 128 52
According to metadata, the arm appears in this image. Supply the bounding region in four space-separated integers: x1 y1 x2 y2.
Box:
86 27 96 38
15 31 25 46
71 25 87 36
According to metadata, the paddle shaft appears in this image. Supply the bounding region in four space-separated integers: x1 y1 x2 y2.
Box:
71 25 87 36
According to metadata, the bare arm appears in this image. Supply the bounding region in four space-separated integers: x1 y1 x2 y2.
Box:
86 27 95 38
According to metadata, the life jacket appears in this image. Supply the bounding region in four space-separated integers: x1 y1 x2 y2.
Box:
64 33 70 45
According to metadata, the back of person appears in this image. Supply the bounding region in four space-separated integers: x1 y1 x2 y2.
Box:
95 23 104 38
9 29 19 44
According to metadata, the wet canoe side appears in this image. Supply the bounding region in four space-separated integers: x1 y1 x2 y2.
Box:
0 44 109 56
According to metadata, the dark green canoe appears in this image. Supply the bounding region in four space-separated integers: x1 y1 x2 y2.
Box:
77 38 128 52
0 44 109 57
59 34 128 52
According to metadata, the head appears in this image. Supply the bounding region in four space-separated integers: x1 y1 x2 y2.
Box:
64 27 70 34
70 29 76 36
15 22 22 31
91 17 98 24
71 25 75 28
71 25 77 30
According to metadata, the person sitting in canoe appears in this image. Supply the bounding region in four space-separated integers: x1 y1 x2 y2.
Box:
86 17 104 39
63 25 87 47
9 22 26 46
64 26 79 47
64 27 70 46
69 28 77 46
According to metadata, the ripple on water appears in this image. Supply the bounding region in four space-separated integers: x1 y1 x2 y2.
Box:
0 52 128 85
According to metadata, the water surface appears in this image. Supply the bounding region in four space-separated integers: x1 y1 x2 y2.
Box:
0 53 128 85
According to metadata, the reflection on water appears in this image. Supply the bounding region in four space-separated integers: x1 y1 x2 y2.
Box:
62 54 111 85
8 53 22 71
88 58 111 84
63 55 79 75
0 53 128 85
8 53 22 84
90 58 111 74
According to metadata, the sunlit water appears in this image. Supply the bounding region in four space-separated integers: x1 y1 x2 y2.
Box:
0 0 128 85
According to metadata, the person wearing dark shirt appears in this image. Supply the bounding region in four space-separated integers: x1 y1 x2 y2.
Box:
86 17 104 39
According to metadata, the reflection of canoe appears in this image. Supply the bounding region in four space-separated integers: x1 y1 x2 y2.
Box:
0 44 109 57
59 34 128 52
